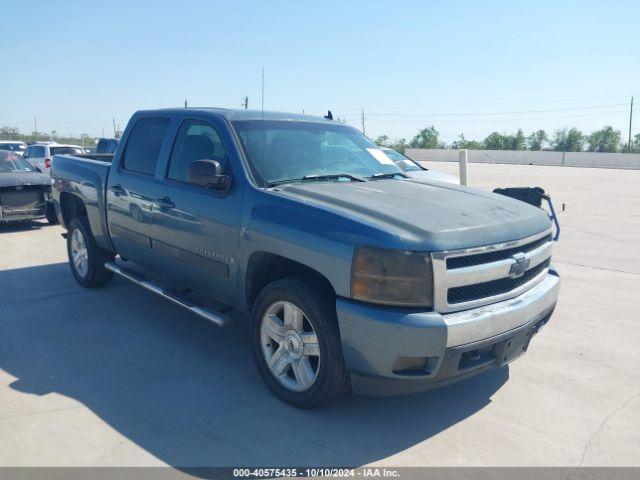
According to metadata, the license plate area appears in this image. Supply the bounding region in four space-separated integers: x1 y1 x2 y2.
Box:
457 327 534 371
493 330 533 366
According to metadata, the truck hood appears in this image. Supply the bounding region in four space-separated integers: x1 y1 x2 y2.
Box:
274 179 552 250
0 171 50 188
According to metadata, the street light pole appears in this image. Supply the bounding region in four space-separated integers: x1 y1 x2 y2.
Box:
628 96 634 153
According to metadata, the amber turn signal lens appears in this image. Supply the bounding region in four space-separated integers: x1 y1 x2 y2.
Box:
351 246 433 307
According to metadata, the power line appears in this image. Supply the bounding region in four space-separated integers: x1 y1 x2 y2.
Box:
349 109 629 124
340 103 628 118
335 94 634 112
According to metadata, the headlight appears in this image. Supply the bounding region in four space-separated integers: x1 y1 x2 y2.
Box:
351 246 433 307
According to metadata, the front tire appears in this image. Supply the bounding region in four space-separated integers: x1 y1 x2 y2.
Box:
252 275 349 408
67 216 114 287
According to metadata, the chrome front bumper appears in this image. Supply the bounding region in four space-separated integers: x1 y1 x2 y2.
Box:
336 270 560 395
442 272 560 347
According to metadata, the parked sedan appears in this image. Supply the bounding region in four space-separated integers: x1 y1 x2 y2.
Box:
380 147 459 184
0 151 55 223
0 141 28 156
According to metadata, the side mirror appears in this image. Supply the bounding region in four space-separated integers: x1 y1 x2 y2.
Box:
187 159 230 190
35 166 43 173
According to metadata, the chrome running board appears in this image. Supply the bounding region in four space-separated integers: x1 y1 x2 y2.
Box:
104 261 231 327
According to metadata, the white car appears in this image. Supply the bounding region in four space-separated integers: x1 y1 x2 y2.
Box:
380 147 459 184
23 143 85 173
0 141 28 157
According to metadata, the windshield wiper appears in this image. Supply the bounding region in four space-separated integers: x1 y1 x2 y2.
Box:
367 172 408 180
268 173 366 187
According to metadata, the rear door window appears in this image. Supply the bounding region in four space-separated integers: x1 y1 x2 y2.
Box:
122 117 170 176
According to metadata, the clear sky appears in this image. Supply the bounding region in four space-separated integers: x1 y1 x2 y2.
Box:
1 0 638 143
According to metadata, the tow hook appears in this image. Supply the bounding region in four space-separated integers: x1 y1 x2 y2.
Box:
531 318 548 335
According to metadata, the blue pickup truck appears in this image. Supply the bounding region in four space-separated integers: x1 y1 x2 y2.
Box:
51 108 560 407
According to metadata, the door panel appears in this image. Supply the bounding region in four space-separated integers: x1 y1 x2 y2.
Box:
151 119 242 302
106 117 170 264
106 174 157 261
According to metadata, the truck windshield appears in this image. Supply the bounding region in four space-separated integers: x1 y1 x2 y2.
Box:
232 120 403 186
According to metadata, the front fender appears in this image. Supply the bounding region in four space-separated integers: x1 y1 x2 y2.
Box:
236 202 356 312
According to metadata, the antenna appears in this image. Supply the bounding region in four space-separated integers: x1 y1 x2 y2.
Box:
261 67 265 168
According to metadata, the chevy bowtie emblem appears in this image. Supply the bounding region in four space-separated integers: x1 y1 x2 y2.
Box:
509 253 530 278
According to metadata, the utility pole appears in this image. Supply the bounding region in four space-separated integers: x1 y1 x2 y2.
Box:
261 67 265 114
34 116 37 142
361 109 366 134
112 117 117 137
628 96 634 153
243 95 249 110
184 99 188 108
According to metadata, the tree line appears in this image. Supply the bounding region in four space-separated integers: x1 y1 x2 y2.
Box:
3 123 638 154
0 126 97 147
374 126 640 154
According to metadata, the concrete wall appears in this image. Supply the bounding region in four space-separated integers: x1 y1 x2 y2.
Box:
405 148 640 170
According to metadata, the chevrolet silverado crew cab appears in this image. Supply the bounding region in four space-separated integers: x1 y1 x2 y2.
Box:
51 108 560 408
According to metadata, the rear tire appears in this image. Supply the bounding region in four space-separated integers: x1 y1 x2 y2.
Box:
45 203 58 225
67 216 114 287
251 275 349 408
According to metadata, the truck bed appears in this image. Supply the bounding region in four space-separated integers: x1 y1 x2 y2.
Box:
74 153 114 163
51 153 113 251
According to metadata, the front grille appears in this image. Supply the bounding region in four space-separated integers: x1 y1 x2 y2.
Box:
446 234 552 269
447 259 550 304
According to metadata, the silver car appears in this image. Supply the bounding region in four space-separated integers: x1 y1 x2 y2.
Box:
381 147 459 184
0 141 28 157
23 143 85 173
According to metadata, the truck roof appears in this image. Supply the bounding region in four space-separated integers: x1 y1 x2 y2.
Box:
136 107 335 124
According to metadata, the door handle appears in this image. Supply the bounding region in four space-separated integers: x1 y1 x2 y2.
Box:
110 184 126 196
155 197 175 209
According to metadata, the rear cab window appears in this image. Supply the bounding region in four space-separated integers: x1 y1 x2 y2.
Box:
122 117 170 176
27 146 45 158
50 147 84 156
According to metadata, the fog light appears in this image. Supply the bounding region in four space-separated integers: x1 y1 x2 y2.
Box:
393 356 438 375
